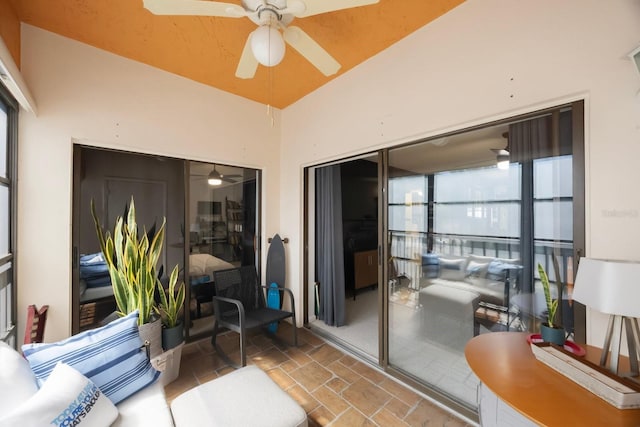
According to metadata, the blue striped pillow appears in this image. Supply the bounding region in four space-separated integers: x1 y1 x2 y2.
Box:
22 310 160 405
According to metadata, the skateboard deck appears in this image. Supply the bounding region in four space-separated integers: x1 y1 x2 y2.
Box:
266 282 280 333
266 233 286 308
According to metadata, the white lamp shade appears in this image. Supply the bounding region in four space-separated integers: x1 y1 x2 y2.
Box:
573 258 640 318
250 25 285 67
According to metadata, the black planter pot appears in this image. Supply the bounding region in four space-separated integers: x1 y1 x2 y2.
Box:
162 322 184 351
540 322 565 346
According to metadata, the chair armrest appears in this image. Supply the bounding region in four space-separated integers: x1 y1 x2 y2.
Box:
212 296 246 324
259 285 296 314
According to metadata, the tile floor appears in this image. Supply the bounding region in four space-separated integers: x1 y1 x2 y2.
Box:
163 323 474 427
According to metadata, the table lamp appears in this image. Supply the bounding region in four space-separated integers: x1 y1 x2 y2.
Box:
573 258 640 376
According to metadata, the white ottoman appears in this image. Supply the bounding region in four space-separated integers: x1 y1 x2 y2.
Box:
170 365 307 427
419 284 480 352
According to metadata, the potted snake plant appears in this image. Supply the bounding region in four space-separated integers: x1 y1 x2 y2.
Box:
537 262 565 346
91 196 167 358
156 265 186 351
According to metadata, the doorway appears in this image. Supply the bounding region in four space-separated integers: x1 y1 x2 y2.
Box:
307 154 381 361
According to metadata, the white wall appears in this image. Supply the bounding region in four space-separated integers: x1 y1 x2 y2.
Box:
17 25 281 341
281 0 640 347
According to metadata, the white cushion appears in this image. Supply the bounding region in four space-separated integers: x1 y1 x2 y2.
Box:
0 362 118 427
113 381 173 427
465 254 493 277
22 310 160 404
438 255 467 280
0 341 38 413
171 365 307 427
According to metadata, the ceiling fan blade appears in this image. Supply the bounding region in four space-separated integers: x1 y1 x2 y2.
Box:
279 0 306 16
283 26 340 76
235 34 259 79
294 0 379 18
143 0 246 17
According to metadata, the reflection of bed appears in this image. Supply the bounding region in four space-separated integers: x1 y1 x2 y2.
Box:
80 253 234 309
189 254 234 280
79 253 114 303
189 254 235 318
80 280 114 303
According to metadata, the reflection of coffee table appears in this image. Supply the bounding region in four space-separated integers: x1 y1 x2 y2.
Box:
419 284 480 352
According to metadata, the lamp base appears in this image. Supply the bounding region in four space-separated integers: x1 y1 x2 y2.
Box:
600 315 640 377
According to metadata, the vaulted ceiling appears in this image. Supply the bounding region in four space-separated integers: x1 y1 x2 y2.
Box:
8 0 464 108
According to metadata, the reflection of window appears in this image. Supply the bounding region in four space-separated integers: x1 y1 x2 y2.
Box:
0 86 17 346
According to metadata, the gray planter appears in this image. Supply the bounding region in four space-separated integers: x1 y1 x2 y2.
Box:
138 316 163 358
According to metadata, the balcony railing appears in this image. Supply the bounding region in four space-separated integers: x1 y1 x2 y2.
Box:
389 230 573 293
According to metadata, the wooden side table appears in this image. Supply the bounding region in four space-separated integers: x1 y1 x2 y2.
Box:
465 332 640 426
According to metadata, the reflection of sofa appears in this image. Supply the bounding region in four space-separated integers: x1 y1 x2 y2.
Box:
419 253 522 343
420 253 522 311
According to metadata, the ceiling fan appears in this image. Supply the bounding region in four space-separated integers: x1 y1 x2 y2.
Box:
143 0 380 79
193 165 242 185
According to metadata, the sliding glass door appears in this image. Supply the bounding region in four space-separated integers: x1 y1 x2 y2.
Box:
385 104 584 411
304 101 584 415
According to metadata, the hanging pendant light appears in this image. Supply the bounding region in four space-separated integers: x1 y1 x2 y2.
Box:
494 132 510 170
208 166 223 186
496 151 510 170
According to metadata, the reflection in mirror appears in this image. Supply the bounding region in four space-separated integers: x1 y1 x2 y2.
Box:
186 161 259 340
74 147 185 333
387 108 579 409
73 148 261 344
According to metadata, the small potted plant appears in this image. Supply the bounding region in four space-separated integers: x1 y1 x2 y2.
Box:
157 265 186 351
537 262 565 345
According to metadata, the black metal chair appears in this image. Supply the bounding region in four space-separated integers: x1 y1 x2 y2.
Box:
211 266 297 367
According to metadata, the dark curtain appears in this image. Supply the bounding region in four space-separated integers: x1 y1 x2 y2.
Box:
509 113 572 163
510 112 573 297
316 165 346 327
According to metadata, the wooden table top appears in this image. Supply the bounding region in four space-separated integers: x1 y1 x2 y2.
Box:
465 332 640 426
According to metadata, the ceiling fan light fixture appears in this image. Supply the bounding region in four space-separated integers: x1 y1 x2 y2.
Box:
496 152 510 170
251 25 285 67
207 168 223 186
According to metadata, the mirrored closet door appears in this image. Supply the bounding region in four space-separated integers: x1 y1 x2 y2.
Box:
72 146 261 343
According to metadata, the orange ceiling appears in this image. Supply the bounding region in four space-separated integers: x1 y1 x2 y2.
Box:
8 0 464 108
